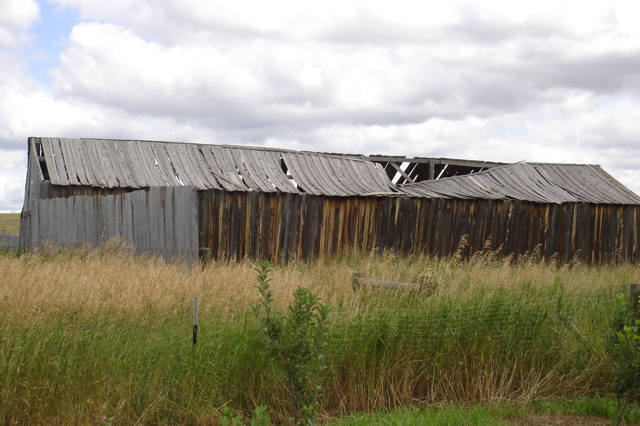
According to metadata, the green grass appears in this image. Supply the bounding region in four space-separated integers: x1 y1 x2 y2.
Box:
0 213 19 234
329 397 640 425
1 246 639 424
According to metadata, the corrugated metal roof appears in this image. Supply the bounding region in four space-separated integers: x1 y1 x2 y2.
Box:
36 137 396 197
399 162 640 204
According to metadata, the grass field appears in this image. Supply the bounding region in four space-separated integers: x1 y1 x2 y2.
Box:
0 212 19 234
1 242 639 424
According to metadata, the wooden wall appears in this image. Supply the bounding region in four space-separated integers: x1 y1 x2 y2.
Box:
21 186 198 261
199 190 640 264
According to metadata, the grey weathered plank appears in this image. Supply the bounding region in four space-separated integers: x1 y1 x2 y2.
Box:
219 147 251 190
281 152 322 195
74 196 85 245
51 198 62 246
342 158 374 195
75 140 98 186
229 148 264 191
122 192 134 245
133 190 150 254
81 196 95 245
163 187 175 260
136 141 170 186
83 140 109 187
293 153 333 195
163 143 188 185
254 150 299 193
172 143 208 189
147 187 161 257
119 142 145 187
186 145 222 189
124 142 154 187
200 147 241 191
102 140 129 187
103 195 117 241
150 143 181 186
65 197 77 247
108 140 138 188
185 187 198 259
92 139 120 188
114 192 123 238
59 138 82 185
334 158 371 195
174 186 185 257
310 155 350 195
239 149 277 192
40 138 63 184
314 156 350 195
49 138 71 185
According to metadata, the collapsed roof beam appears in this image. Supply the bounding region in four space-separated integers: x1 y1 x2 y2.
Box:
366 156 507 182
389 162 414 183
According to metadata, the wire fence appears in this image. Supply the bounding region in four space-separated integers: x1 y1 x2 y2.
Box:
0 291 617 366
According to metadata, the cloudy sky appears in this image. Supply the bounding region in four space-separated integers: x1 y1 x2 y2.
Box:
1 0 640 212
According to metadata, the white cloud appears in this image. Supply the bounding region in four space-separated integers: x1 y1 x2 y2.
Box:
1 0 640 214
0 0 39 47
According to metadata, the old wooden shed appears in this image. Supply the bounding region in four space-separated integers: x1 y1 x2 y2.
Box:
19 137 640 263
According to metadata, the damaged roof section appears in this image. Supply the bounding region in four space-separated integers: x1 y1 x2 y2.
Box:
34 137 396 197
399 162 640 204
32 137 640 204
366 155 506 184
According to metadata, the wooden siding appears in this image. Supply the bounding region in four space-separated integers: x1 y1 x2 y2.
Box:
22 186 198 261
199 191 640 264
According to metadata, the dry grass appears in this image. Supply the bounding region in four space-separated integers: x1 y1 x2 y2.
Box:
0 213 19 235
2 239 638 323
1 240 639 424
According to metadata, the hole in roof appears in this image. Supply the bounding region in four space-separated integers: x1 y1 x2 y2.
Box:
391 162 411 184
280 155 300 190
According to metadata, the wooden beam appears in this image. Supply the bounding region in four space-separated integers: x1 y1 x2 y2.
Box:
389 162 414 183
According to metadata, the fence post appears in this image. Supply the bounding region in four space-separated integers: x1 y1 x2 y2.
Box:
352 271 363 291
193 297 199 346
630 283 640 317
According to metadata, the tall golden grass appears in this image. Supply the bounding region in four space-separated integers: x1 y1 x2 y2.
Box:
1 239 639 424
2 239 637 320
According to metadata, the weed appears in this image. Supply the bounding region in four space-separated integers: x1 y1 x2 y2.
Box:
251 261 331 425
606 293 640 425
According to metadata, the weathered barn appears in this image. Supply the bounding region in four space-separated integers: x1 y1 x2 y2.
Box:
19 137 640 263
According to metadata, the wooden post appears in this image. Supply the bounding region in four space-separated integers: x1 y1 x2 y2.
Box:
192 297 199 346
630 283 640 316
352 271 435 293
199 247 212 269
352 271 363 291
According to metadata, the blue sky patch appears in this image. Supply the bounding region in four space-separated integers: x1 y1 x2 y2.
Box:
27 1 80 86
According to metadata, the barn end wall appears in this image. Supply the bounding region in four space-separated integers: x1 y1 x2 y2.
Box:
22 186 199 261
198 190 640 264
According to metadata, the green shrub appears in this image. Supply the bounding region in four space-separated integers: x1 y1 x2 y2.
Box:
251 261 331 425
606 293 640 425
